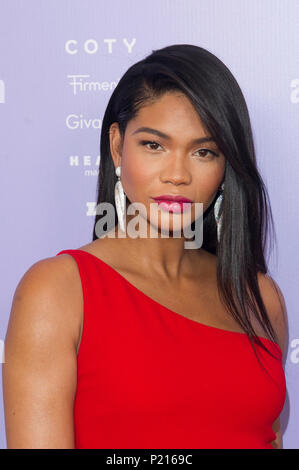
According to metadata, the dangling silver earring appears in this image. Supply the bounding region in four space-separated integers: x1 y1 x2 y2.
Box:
214 182 224 242
114 165 126 232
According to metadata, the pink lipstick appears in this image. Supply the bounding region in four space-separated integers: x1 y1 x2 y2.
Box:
152 195 193 213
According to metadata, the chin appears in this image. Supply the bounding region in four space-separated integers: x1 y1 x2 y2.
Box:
151 219 193 238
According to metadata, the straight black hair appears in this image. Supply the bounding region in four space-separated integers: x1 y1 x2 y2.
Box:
92 44 284 379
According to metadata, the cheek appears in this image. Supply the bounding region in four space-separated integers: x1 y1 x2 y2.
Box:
193 163 224 207
121 156 155 199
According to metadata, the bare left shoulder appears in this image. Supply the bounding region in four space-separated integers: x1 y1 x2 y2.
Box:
257 272 289 361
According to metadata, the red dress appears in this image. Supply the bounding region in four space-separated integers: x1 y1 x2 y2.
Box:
56 249 286 449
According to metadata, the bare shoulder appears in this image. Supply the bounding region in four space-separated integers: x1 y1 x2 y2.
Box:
6 254 83 359
257 272 289 360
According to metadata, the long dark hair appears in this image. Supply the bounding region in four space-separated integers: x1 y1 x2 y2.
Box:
92 44 282 376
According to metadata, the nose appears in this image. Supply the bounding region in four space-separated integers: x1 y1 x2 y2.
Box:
160 153 192 185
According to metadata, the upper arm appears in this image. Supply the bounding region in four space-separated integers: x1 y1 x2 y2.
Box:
257 273 288 449
2 255 83 448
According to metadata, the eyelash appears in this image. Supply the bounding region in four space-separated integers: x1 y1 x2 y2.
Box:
139 140 219 158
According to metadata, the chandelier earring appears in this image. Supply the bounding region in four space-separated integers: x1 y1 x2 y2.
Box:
114 165 126 232
214 182 224 243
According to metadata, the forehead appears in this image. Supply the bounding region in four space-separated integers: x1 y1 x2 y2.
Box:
127 92 207 137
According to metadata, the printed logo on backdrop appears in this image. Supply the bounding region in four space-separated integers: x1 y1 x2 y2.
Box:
66 74 119 174
290 78 299 103
68 75 120 95
69 154 100 176
65 38 136 55
290 338 299 364
66 114 102 130
65 39 136 177
0 80 5 103
66 115 102 175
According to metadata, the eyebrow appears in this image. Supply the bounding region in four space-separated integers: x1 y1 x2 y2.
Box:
131 127 215 145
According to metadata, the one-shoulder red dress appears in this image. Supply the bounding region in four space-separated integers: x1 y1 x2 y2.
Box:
56 249 286 449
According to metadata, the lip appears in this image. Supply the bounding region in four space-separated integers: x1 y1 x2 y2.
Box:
152 194 193 203
152 195 193 214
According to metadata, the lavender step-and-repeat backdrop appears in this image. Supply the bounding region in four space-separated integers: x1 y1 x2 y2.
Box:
0 0 298 449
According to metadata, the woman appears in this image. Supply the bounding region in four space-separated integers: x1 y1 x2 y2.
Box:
2 44 287 449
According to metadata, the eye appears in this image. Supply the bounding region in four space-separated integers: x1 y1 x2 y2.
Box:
139 140 162 151
194 148 219 158
139 140 219 158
